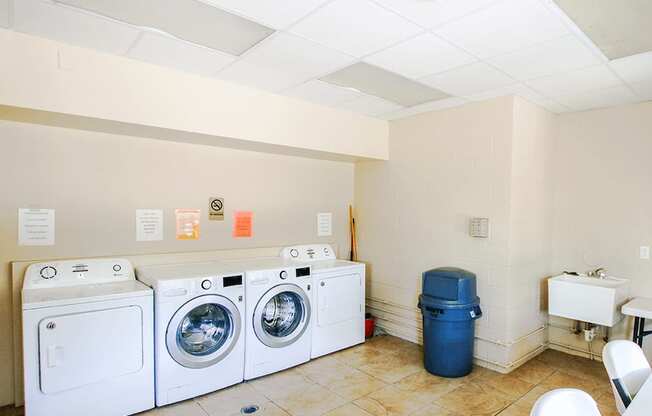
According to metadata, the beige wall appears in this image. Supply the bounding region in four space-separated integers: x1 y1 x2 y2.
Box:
0 29 388 161
550 101 652 357
356 97 558 370
0 119 354 406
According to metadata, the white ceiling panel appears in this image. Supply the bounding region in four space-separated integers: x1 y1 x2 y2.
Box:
382 97 469 120
216 33 354 92
364 33 476 79
0 0 9 28
375 0 500 29
127 32 235 76
338 94 403 117
557 85 639 111
289 0 423 57
630 80 652 100
464 83 546 103
420 62 515 96
609 51 652 85
435 0 569 59
14 0 141 55
200 0 330 29
488 34 600 81
282 80 363 107
526 65 622 98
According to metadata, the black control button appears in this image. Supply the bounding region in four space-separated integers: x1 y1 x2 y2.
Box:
201 279 212 290
112 264 122 272
40 266 57 279
280 270 288 279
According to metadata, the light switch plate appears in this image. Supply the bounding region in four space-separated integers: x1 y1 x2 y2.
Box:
640 246 650 260
469 217 489 238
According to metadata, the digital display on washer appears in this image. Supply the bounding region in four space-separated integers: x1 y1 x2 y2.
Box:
223 275 243 287
296 267 310 277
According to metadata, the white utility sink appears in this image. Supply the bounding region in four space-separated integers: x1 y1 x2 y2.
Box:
548 274 630 327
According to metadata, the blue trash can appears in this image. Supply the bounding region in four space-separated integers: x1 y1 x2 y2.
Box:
418 267 482 377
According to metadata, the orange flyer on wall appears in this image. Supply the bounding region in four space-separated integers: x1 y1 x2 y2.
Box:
175 209 200 240
233 211 253 238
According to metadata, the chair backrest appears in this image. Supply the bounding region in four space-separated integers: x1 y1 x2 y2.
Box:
603 340 652 414
530 389 601 416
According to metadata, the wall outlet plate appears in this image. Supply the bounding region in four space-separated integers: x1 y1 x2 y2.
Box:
640 246 650 260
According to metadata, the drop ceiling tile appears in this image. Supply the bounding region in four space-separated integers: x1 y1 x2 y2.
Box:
364 33 476 79
557 85 640 111
216 33 354 92
464 83 546 103
525 65 622 98
200 0 329 29
420 62 516 96
0 0 9 27
375 0 500 29
382 97 468 120
630 80 652 101
283 80 363 107
127 32 235 76
14 0 141 55
339 95 403 117
289 0 423 57
321 62 448 107
435 0 568 59
609 51 652 84
487 34 601 81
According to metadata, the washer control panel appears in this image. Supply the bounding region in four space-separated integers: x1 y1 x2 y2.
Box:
281 244 336 262
24 258 134 289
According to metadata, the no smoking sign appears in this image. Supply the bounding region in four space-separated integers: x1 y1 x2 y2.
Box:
209 197 224 221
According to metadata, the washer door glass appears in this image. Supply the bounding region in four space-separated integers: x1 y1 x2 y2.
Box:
262 292 303 337
178 303 231 356
166 294 242 369
254 284 311 348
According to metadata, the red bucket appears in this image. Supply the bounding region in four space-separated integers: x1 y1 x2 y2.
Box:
365 314 375 338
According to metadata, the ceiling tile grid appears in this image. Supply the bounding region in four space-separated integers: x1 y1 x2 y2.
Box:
4 0 652 119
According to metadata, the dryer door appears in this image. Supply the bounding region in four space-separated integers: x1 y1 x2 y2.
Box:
253 284 311 348
166 294 241 369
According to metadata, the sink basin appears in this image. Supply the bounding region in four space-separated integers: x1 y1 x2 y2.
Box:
548 274 630 327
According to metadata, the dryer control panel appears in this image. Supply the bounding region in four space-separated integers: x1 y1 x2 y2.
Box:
24 258 134 289
281 244 336 262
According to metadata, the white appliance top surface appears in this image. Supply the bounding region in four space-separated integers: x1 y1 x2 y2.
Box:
22 280 152 310
136 261 245 286
281 244 363 273
622 297 652 319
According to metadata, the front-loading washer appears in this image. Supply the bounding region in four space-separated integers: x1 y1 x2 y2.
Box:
226 258 312 380
22 258 154 416
136 262 245 406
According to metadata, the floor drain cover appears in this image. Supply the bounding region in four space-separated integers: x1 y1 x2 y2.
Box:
241 405 260 414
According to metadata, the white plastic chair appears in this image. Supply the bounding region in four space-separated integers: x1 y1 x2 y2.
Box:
603 340 652 414
530 389 601 416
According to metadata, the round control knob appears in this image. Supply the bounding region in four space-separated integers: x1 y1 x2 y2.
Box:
201 279 212 290
112 264 122 272
279 270 288 279
290 249 299 258
40 266 57 279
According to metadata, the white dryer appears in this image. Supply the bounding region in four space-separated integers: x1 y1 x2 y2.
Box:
22 258 154 416
282 244 365 358
228 258 312 380
136 262 245 406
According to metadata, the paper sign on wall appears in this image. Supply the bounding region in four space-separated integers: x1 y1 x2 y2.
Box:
175 209 200 240
233 211 253 238
209 197 224 221
18 208 55 246
136 209 163 241
317 212 332 237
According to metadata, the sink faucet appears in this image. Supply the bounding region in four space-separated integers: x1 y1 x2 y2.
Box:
588 267 607 279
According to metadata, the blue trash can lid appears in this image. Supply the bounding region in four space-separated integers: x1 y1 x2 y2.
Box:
419 293 480 310
422 267 478 305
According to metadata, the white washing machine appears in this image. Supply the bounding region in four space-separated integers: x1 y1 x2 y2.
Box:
227 258 312 380
281 244 365 358
22 258 154 416
136 262 245 406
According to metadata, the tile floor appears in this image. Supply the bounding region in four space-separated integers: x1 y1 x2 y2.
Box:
1 335 618 416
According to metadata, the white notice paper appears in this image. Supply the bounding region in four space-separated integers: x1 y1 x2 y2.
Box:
317 212 332 237
136 209 163 241
18 208 55 246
